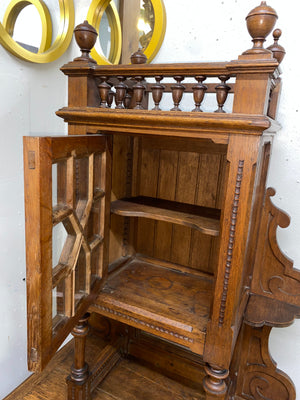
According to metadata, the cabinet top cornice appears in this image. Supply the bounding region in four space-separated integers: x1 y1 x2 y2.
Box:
56 107 278 142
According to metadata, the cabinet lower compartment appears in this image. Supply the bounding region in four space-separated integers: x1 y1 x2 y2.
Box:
95 358 205 399
90 255 214 355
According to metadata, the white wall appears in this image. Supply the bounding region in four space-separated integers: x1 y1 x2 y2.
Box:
0 0 299 397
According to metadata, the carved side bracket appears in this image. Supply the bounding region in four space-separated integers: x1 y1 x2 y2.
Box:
231 324 296 400
249 187 300 326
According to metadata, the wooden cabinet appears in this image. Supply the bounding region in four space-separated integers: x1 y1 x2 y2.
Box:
23 4 300 400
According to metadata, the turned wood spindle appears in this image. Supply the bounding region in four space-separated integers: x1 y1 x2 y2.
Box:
133 76 146 110
151 76 165 110
192 75 207 112
67 313 91 399
267 28 285 63
98 77 110 108
203 364 229 398
107 90 115 108
115 76 127 109
171 76 185 111
215 75 230 113
124 91 132 109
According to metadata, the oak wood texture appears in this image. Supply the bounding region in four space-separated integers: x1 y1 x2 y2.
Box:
23 135 112 372
5 331 204 400
111 196 220 236
229 323 296 400
23 4 300 400
56 108 273 141
90 256 213 354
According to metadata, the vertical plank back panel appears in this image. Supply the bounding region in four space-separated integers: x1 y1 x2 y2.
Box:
171 152 199 266
136 146 160 256
133 137 227 274
109 135 131 261
190 154 223 273
154 150 179 260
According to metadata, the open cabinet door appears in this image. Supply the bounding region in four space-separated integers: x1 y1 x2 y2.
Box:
23 135 112 372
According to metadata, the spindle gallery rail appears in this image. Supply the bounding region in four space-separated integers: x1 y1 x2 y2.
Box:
96 67 234 113
91 56 237 113
60 19 285 119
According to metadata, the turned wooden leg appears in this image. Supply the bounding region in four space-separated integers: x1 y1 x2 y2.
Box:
67 313 91 400
203 364 229 399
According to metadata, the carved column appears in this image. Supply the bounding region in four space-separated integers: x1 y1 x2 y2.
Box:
204 134 261 370
67 313 91 400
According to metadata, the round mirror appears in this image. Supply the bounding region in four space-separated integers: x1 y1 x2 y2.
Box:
138 0 155 50
10 4 42 52
0 0 74 63
88 0 166 64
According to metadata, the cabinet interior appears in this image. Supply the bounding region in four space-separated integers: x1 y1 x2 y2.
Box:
109 135 228 277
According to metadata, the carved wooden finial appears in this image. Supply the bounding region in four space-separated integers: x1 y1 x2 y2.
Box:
130 48 148 64
243 2 278 55
267 29 286 63
74 20 98 63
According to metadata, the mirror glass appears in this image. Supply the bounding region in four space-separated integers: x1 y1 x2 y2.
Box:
138 0 154 49
0 0 60 52
98 0 156 62
12 4 42 52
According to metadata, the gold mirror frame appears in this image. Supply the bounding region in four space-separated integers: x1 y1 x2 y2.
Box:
87 0 122 65
87 0 166 64
0 0 74 63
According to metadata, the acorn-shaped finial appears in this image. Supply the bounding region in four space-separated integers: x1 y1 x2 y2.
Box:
130 48 148 64
243 2 278 55
74 20 98 63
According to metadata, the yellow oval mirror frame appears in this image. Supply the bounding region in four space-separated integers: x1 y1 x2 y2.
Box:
0 0 75 63
0 0 166 64
87 0 166 64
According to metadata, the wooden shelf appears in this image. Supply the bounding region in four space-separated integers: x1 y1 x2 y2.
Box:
111 196 220 236
90 256 214 355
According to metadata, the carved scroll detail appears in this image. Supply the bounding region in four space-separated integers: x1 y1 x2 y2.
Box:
232 324 296 400
219 160 244 326
251 188 300 308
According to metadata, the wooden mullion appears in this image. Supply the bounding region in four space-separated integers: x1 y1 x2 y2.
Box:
88 234 104 251
93 188 105 202
84 241 91 294
56 159 67 206
81 145 93 292
71 269 76 317
52 205 72 225
79 153 94 229
52 263 70 289
99 136 113 278
66 156 75 209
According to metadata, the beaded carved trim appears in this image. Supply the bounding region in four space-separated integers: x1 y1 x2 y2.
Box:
218 160 244 326
93 303 194 343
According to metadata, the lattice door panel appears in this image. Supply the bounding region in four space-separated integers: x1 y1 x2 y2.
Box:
23 135 112 372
